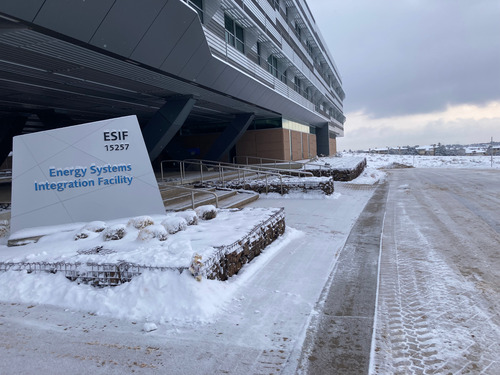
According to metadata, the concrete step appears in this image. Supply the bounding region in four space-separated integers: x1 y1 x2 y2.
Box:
159 186 217 206
219 191 260 209
164 188 238 211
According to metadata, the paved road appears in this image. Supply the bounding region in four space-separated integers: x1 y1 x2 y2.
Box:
299 168 500 375
373 169 500 374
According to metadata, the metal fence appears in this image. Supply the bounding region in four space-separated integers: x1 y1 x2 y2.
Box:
0 261 187 287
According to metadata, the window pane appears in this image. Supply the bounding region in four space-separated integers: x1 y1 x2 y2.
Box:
226 32 235 47
236 39 244 53
235 24 244 41
224 14 234 33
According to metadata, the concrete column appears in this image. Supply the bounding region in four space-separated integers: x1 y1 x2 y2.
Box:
204 113 255 161
0 116 27 166
143 96 197 162
37 110 73 130
316 124 330 156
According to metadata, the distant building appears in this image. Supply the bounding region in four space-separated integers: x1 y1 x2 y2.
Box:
0 0 345 165
416 146 435 156
465 147 487 156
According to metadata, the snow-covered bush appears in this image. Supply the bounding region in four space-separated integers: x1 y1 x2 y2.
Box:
74 229 91 241
0 220 9 238
103 224 127 241
143 322 158 332
75 221 107 240
161 216 187 234
175 210 198 226
127 216 154 229
195 205 217 220
82 221 107 233
137 224 168 241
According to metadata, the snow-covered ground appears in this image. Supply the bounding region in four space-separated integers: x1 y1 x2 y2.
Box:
348 152 499 170
0 153 498 373
372 168 500 374
327 152 500 186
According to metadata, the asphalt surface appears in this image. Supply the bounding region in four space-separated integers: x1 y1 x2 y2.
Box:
299 168 500 375
372 168 500 374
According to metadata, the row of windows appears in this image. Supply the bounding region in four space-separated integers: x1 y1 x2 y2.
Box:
223 13 344 121
193 0 341 101
202 6 342 122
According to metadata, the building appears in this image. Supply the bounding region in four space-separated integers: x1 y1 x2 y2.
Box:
0 0 345 167
465 147 487 156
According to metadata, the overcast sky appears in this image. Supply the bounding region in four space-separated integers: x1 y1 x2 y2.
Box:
307 0 500 150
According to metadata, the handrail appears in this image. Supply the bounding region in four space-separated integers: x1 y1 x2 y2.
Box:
233 155 302 169
233 155 330 172
160 159 285 194
159 183 219 209
185 158 314 178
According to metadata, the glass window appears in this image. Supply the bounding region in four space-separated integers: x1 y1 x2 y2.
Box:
267 0 279 10
294 76 301 93
187 0 203 23
257 42 261 65
306 40 313 57
294 22 301 38
281 69 287 84
224 14 244 53
267 54 278 78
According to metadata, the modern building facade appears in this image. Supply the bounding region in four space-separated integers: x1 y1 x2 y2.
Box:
0 0 345 166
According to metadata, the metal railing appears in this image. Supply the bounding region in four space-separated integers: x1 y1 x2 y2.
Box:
159 183 219 209
161 159 286 194
184 158 314 178
233 155 303 169
0 261 187 287
233 155 333 173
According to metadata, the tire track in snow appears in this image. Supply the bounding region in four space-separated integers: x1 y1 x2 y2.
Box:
372 169 500 374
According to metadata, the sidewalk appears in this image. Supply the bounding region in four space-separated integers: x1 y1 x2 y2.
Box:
298 183 388 374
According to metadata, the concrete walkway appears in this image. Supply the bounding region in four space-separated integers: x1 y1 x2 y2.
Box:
300 183 388 374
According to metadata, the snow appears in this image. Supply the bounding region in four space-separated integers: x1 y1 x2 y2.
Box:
0 153 498 373
160 216 187 234
0 208 280 269
326 152 500 185
347 152 499 170
1 154 498 323
304 155 365 170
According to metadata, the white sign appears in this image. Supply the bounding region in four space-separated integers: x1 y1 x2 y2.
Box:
10 115 165 236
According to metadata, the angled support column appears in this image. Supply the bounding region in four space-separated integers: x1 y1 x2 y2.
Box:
316 123 330 156
37 110 73 130
204 113 255 161
0 116 27 166
143 96 197 162
165 136 194 161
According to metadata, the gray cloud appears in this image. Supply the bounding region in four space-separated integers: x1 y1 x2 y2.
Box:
309 0 500 118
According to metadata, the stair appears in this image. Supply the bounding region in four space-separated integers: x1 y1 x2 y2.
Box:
159 185 259 211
